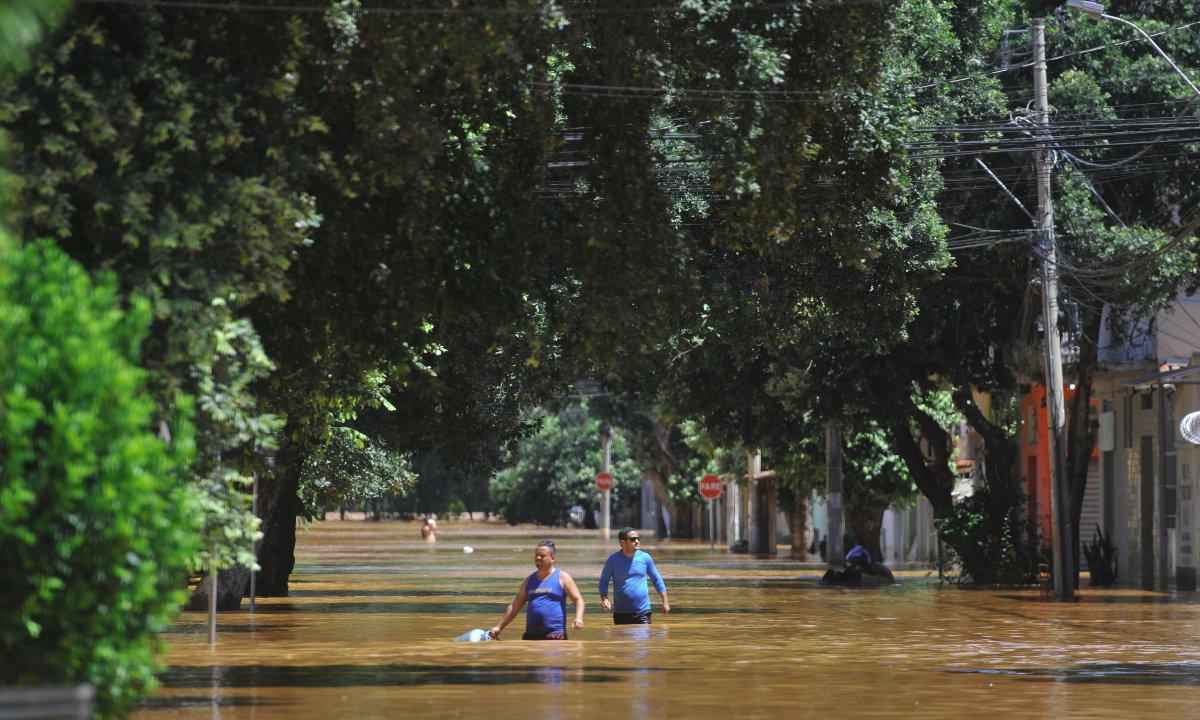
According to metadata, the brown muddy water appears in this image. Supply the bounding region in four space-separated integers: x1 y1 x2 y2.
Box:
134 520 1200 719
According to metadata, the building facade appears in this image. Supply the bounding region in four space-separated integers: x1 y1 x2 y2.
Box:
1024 293 1200 589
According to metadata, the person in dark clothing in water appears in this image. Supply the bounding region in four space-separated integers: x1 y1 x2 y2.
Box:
845 543 872 569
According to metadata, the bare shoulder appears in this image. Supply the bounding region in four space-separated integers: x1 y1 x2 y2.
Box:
559 570 577 584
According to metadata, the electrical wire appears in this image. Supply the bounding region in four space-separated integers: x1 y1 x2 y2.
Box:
69 0 1200 128
1065 156 1128 229
1031 231 1194 283
908 135 1200 162
912 19 1200 92
541 81 835 98
76 0 885 16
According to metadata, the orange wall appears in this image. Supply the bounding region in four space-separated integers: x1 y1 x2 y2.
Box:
1020 384 1097 545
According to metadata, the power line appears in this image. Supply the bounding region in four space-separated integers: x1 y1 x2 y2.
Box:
914 115 1200 133
75 0 883 16
534 81 834 98
1031 229 1195 283
911 18 1200 93
908 135 1200 162
68 0 1200 124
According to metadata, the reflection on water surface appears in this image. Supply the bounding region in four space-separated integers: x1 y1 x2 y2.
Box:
159 663 646 688
955 662 1200 685
134 521 1200 719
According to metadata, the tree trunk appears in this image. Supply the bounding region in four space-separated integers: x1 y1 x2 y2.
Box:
953 387 1020 510
954 386 1025 585
256 441 303 596
186 566 251 611
889 396 956 519
846 502 885 565
889 390 999 581
787 489 808 561
643 468 678 540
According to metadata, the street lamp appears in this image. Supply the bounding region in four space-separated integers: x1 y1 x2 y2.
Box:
1065 0 1200 99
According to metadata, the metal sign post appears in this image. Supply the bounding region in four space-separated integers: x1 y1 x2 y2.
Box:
599 426 612 541
596 470 614 540
709 501 715 551
699 474 723 551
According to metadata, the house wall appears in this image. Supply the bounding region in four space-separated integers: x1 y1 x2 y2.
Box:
881 496 938 566
1021 294 1200 589
1021 383 1107 569
1092 372 1170 589
1019 384 1068 547
1175 382 1200 579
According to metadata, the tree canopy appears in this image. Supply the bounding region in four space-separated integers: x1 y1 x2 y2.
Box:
3 6 1200 685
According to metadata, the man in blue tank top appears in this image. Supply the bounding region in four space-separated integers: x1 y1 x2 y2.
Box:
489 540 585 640
599 527 670 624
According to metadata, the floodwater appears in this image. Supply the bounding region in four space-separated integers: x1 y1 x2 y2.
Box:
134 520 1200 719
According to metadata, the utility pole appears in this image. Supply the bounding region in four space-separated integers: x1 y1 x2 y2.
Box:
826 422 844 566
746 449 760 553
600 423 612 541
1033 19 1075 601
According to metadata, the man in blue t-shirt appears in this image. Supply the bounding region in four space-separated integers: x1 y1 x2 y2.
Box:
599 527 670 624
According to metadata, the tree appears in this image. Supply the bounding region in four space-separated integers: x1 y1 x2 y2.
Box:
298 425 415 517
1 2 317 601
2 4 202 714
1 0 569 596
0 240 201 717
491 400 640 527
247 1 571 593
887 1 1200 585
841 415 921 563
640 0 963 560
841 0 1033 583
1047 6 1200 589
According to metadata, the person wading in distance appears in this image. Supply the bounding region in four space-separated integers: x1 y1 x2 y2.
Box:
599 527 670 624
490 540 585 640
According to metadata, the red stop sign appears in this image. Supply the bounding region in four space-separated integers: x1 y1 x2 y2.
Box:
595 471 614 492
699 474 722 500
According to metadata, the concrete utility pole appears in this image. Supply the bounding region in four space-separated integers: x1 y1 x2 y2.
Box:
1033 18 1075 601
600 424 612 541
726 475 741 548
826 422 844 566
746 449 760 552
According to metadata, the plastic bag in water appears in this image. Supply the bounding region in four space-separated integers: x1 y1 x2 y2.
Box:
454 628 492 642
